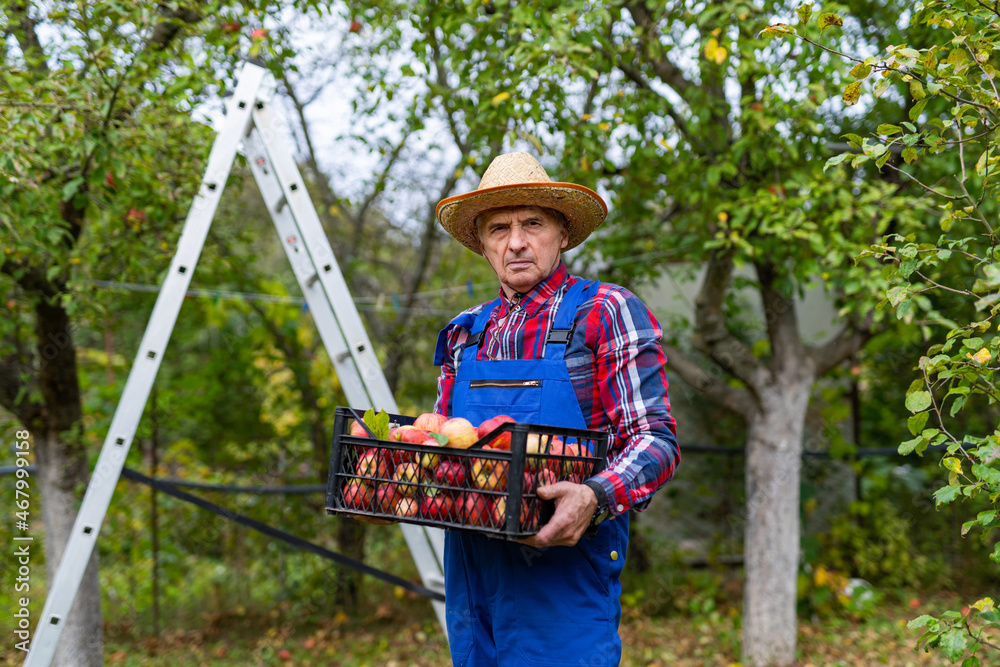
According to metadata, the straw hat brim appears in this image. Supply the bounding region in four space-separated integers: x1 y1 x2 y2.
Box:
436 182 608 255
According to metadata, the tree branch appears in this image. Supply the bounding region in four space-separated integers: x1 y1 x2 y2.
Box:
693 250 771 393
662 343 757 418
755 260 805 378
623 1 693 97
808 311 877 377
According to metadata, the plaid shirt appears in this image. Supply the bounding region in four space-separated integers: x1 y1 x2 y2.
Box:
434 262 679 516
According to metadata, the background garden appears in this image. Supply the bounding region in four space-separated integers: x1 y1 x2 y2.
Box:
2 0 1000 665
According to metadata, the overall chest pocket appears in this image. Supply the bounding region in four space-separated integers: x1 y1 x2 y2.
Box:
464 379 543 421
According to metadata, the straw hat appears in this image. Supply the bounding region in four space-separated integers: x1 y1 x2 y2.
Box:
436 152 608 255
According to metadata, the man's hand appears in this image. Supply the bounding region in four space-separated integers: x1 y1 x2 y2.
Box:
518 481 598 548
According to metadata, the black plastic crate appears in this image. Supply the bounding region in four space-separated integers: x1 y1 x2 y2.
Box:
324 407 609 539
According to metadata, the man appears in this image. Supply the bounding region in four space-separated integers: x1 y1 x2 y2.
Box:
433 152 679 666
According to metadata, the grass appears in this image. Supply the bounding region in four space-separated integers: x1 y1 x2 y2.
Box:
6 594 982 666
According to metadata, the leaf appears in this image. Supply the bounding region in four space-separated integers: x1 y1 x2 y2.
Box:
909 99 928 122
362 408 391 440
974 597 995 613
428 431 448 445
877 124 902 135
823 153 851 172
818 13 843 29
907 614 936 628
902 147 918 164
796 3 812 24
843 81 862 106
491 92 511 105
761 23 795 38
910 79 926 100
61 177 83 201
850 62 872 80
906 391 932 413
962 656 981 667
943 457 963 474
968 348 992 364
973 463 1000 485
933 484 962 505
907 412 929 436
874 77 891 98
939 628 968 661
899 435 925 455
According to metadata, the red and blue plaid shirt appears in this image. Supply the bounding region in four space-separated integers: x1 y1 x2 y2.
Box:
434 262 679 516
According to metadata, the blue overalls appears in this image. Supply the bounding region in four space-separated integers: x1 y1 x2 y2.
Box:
434 278 629 667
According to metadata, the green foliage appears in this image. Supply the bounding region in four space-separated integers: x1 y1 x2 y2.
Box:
817 499 938 590
804 0 1000 661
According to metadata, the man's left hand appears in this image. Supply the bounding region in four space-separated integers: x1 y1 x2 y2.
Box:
518 482 598 548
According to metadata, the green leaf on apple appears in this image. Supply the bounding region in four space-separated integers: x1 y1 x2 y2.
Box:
363 408 391 440
428 432 449 446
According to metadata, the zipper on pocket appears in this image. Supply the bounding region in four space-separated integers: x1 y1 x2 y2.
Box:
469 379 542 389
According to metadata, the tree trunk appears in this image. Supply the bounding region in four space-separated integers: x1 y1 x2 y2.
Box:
33 298 103 666
741 378 813 667
35 430 103 666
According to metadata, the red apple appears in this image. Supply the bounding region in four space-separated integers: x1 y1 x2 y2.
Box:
414 412 448 432
349 19 362 33
420 494 457 521
355 449 391 480
477 415 516 450
104 172 116 188
349 420 369 438
460 492 489 527
393 496 419 518
375 484 403 513
435 460 467 488
125 209 146 228
397 426 429 444
440 417 479 449
490 496 507 528
471 448 508 491
251 28 267 39
342 479 374 511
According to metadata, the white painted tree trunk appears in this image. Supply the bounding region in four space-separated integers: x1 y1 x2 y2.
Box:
36 430 103 667
741 380 813 666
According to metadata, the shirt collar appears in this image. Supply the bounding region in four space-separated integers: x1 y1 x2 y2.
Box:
495 262 569 318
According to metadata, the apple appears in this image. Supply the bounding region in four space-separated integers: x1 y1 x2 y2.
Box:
342 479 374 511
523 468 557 494
477 415 516 450
419 437 444 470
349 420 370 438
355 449 391 480
434 460 467 488
393 462 426 496
413 412 448 433
471 448 508 491
440 417 479 449
375 484 403 513
397 426 429 444
561 442 588 481
460 492 489 527
490 496 507 527
348 19 362 33
393 497 419 518
125 209 146 229
420 494 457 521
526 434 564 473
251 28 268 40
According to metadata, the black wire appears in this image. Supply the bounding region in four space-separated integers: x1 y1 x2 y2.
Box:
119 467 445 602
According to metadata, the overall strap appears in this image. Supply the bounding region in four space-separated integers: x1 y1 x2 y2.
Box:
463 297 503 354
433 298 500 367
544 279 598 359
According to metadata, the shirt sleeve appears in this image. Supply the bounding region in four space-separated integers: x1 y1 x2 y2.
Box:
433 318 474 418
586 288 680 516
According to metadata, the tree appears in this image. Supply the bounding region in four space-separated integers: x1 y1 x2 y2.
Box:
0 1 329 661
345 1 926 663
792 0 1000 662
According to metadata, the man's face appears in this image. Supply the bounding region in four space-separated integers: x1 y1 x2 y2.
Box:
477 206 569 297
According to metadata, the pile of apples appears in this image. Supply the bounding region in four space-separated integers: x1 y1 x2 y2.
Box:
340 413 591 531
